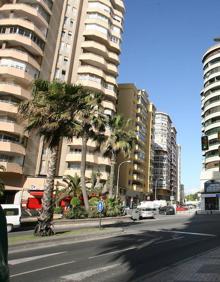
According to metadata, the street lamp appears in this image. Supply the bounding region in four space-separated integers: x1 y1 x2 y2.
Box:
116 160 131 198
154 178 163 200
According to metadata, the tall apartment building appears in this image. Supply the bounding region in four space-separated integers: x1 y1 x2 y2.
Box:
0 0 63 202
176 144 182 203
200 41 220 210
153 112 178 201
0 0 125 202
117 83 156 205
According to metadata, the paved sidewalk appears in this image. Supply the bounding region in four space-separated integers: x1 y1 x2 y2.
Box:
143 246 220 282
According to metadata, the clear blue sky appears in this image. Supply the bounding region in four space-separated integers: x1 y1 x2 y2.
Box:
118 0 220 194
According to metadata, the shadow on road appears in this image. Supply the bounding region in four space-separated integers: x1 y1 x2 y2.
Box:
96 214 220 281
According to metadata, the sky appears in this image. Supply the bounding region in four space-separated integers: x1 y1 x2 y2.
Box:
118 0 220 195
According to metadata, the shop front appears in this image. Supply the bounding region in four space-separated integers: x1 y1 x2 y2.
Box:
201 180 220 211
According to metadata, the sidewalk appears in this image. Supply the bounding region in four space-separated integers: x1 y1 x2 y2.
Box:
144 245 220 281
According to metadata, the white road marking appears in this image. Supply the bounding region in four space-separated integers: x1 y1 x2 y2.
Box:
9 251 65 265
154 236 184 245
89 246 136 259
159 230 216 237
60 263 120 281
136 237 162 249
10 260 76 278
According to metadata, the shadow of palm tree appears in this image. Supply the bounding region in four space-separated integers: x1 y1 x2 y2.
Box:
91 214 220 281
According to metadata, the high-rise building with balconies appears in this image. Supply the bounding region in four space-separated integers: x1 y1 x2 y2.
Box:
153 112 178 201
0 0 63 202
54 0 125 185
0 0 125 203
200 41 220 210
117 83 156 205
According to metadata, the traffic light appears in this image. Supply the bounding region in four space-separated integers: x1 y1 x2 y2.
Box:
201 135 209 150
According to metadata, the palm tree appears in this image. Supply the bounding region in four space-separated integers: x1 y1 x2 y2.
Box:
19 79 90 235
0 165 5 199
74 92 106 211
55 174 81 207
100 115 135 198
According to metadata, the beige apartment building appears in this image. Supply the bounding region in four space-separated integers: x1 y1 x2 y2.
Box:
0 0 125 203
117 83 156 205
0 0 63 203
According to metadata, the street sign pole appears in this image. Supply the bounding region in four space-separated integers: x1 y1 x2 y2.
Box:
97 201 104 229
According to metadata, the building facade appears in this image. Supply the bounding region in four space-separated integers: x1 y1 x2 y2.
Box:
200 41 220 210
117 83 156 205
0 0 125 204
153 112 178 201
0 0 63 203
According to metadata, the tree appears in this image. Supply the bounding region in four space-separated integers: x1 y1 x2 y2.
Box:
0 165 5 199
55 174 81 207
74 91 106 211
19 79 89 235
100 115 135 198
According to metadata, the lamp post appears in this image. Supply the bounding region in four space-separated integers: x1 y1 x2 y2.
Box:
154 178 163 201
116 160 131 198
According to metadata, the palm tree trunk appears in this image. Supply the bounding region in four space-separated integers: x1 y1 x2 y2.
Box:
35 146 58 236
80 136 89 211
109 154 116 198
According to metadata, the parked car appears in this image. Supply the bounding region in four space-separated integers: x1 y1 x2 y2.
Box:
1 204 21 232
176 205 188 211
159 205 175 215
0 205 9 281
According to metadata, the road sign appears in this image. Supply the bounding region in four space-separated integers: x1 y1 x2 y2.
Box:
97 201 104 213
170 196 174 201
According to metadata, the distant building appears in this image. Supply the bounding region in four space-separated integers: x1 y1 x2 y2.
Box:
117 83 156 205
153 112 178 201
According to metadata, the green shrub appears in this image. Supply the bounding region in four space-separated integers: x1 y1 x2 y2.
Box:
53 206 63 214
89 197 99 207
88 206 100 218
70 197 80 208
105 197 123 217
64 206 88 219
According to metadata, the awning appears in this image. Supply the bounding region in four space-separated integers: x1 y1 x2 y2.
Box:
29 191 44 197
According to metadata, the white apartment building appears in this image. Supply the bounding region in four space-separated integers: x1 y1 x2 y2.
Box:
200 41 220 211
153 112 178 201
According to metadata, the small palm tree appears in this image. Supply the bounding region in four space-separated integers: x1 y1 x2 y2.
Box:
74 92 106 211
100 115 135 198
55 174 81 207
19 79 89 235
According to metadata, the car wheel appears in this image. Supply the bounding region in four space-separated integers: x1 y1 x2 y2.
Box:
7 224 13 232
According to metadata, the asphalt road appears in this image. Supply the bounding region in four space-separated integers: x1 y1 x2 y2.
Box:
8 214 220 282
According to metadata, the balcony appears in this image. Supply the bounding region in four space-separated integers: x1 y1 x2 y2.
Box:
0 4 48 30
0 141 25 155
66 153 110 166
0 34 43 56
0 161 22 174
0 83 30 100
0 48 40 70
76 78 117 100
0 101 18 114
102 100 116 111
0 121 24 135
0 18 46 41
0 66 34 85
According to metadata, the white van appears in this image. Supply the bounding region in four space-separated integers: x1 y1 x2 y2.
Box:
1 204 21 232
